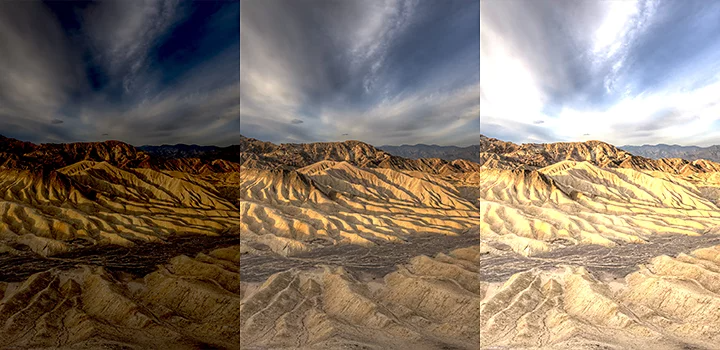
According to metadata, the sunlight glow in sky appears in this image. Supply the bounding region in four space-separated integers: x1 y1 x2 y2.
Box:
481 0 720 146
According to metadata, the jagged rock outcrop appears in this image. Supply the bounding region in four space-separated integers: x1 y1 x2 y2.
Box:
0 161 238 257
378 143 480 162
240 160 478 256
481 160 720 256
479 137 720 348
0 135 241 174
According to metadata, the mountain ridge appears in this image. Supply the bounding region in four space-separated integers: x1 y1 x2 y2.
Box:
480 134 720 175
620 143 720 162
239 134 482 175
378 143 480 162
0 134 242 174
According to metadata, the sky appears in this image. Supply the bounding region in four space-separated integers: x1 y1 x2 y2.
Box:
482 0 720 147
0 0 239 146
240 0 480 147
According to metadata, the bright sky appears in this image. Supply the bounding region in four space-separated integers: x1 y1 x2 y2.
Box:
481 0 720 146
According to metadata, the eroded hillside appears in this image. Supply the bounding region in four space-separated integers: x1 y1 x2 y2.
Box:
0 135 482 349
237 137 482 349
479 136 720 349
0 136 242 348
7 133 720 349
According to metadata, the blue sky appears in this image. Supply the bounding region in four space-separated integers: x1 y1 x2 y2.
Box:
240 0 480 147
0 0 239 146
481 0 720 146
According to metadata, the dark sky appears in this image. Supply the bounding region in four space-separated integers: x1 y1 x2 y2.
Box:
0 0 239 146
240 0 480 147
482 0 720 147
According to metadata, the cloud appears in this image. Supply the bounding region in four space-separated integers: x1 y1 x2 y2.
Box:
481 0 720 146
84 0 182 93
481 116 556 144
240 0 480 146
291 119 304 124
0 1 239 146
0 1 81 126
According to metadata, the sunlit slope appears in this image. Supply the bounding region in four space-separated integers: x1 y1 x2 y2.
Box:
0 161 238 256
239 161 479 256
480 244 720 349
239 246 480 350
481 160 720 255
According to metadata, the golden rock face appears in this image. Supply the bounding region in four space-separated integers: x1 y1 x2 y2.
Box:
0 161 239 257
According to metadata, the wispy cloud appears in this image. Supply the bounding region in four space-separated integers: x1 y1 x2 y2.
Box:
84 0 182 93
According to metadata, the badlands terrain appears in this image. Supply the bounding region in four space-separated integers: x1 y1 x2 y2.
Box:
479 135 720 349
237 136 481 349
0 135 242 349
0 134 481 349
239 134 720 349
4 132 720 349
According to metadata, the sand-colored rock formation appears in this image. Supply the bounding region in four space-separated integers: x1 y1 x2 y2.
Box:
0 245 240 349
240 246 480 349
480 244 720 349
240 160 478 256
479 135 720 348
10 132 720 349
0 134 487 349
480 160 720 256
0 161 238 257
240 135 482 176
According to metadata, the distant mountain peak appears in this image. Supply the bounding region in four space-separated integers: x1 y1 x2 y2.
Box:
620 143 720 162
